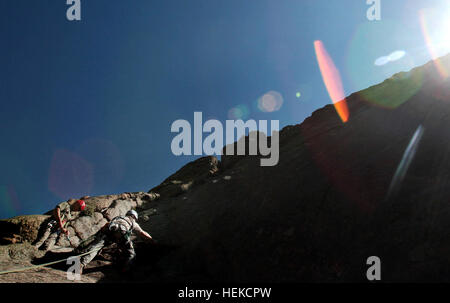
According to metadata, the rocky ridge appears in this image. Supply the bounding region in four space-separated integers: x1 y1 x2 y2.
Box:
2 55 450 282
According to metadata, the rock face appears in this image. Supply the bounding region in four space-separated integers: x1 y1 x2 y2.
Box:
0 192 159 247
3 55 450 283
220 131 275 170
70 216 108 242
149 156 219 198
136 55 450 283
0 215 50 244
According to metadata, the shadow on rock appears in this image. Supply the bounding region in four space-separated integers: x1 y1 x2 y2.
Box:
31 250 75 272
97 241 179 283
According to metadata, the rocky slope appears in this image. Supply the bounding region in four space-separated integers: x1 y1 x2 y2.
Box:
2 55 450 282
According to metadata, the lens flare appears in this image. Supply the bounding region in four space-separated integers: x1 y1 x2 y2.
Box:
376 51 405 65
48 149 94 200
419 8 450 79
386 125 425 201
314 40 349 123
75 138 125 192
346 20 420 108
257 91 284 113
375 50 406 66
375 56 390 66
0 185 20 218
228 104 250 119
286 83 313 122
389 50 406 62
358 68 424 109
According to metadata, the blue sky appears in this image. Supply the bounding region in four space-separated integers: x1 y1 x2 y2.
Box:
1 0 449 218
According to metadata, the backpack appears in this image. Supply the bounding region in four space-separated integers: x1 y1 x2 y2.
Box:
108 216 134 241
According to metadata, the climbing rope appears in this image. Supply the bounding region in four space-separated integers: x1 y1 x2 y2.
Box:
0 247 102 275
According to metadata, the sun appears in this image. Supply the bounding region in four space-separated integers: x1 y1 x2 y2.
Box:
418 4 450 78
419 5 450 59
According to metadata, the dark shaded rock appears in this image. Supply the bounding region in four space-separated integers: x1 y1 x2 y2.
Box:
149 156 219 198
0 234 22 245
0 215 51 243
221 131 276 170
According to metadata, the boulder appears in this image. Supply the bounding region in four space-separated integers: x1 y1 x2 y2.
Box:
119 192 160 208
55 226 81 247
71 216 108 240
92 212 104 224
83 192 159 213
104 200 132 221
84 195 117 212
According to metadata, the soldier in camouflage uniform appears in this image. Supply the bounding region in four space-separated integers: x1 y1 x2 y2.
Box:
34 199 86 251
78 210 154 275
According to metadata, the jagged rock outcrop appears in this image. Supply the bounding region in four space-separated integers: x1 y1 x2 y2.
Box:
149 156 219 198
0 192 160 247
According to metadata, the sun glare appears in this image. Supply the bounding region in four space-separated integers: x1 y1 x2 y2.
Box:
419 4 450 78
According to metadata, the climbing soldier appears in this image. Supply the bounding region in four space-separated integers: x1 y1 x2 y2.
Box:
34 199 86 251
78 210 154 275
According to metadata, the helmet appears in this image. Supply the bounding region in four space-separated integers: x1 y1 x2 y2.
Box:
77 200 86 211
126 210 138 220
